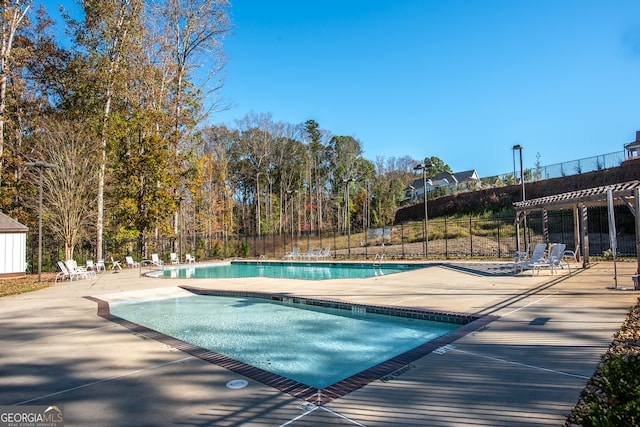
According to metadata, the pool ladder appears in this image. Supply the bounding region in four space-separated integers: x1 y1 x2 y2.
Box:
351 306 367 316
373 254 384 267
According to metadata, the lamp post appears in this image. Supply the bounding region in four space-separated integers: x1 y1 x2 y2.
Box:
414 162 432 257
512 144 526 252
343 176 356 258
286 190 297 251
25 160 56 282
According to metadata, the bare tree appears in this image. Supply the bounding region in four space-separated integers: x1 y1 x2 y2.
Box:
152 0 232 141
32 121 99 260
235 112 274 235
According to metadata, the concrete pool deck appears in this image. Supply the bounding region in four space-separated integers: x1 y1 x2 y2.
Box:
1 260 638 426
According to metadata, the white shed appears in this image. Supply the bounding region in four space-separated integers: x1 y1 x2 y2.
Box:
0 212 28 277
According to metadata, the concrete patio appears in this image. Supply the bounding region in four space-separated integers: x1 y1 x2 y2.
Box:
1 260 638 426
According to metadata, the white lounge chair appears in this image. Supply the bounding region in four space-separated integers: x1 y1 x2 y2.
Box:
309 248 322 260
300 248 314 259
318 247 331 260
110 257 122 271
55 261 75 282
284 247 299 260
142 253 164 266
531 244 570 275
515 243 547 273
185 253 196 263
125 256 139 268
170 253 179 264
64 259 96 279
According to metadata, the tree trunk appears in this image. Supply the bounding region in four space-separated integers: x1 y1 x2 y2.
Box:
0 2 30 187
96 89 111 262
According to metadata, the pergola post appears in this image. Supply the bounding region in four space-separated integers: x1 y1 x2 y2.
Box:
515 213 521 253
542 208 549 243
573 204 581 262
580 203 589 268
635 188 640 275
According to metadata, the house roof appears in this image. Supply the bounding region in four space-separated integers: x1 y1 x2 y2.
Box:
431 171 458 184
625 131 640 149
452 170 478 182
408 169 479 190
0 212 28 233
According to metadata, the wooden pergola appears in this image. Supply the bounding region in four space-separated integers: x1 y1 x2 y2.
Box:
513 180 640 273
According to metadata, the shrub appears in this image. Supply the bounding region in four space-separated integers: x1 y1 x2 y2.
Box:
570 353 640 426
239 240 251 258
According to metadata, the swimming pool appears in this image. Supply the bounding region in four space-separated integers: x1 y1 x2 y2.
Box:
110 293 458 389
154 261 425 280
90 287 490 405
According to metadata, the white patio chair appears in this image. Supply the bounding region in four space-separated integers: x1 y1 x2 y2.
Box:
300 248 314 259
531 244 570 275
170 253 179 264
284 247 299 260
309 248 322 260
515 243 547 273
125 256 139 268
55 261 74 282
64 259 95 279
185 253 196 263
318 247 331 260
142 253 164 267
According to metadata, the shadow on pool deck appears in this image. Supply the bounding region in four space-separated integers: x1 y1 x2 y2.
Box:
0 260 638 426
438 261 519 276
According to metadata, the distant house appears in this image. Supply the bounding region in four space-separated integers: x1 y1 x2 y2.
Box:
625 131 640 160
404 169 481 203
0 213 28 277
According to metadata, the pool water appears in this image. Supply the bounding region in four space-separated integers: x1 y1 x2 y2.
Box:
157 261 424 280
110 294 459 389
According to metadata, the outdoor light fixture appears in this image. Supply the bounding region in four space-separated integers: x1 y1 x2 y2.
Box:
25 160 56 282
343 176 356 258
286 189 298 250
414 162 433 257
512 145 526 252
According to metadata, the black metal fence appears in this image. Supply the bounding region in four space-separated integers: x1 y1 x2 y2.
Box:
26 206 636 274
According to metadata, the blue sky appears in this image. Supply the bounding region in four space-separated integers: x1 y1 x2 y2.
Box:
211 0 640 177
40 1 640 177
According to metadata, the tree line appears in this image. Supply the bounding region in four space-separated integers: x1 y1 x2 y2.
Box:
1 0 444 260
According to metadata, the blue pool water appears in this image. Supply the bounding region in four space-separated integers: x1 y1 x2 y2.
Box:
110 294 459 389
156 261 424 280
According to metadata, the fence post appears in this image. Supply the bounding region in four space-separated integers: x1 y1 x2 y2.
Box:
445 217 448 259
497 218 501 258
469 215 473 257
364 227 368 259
